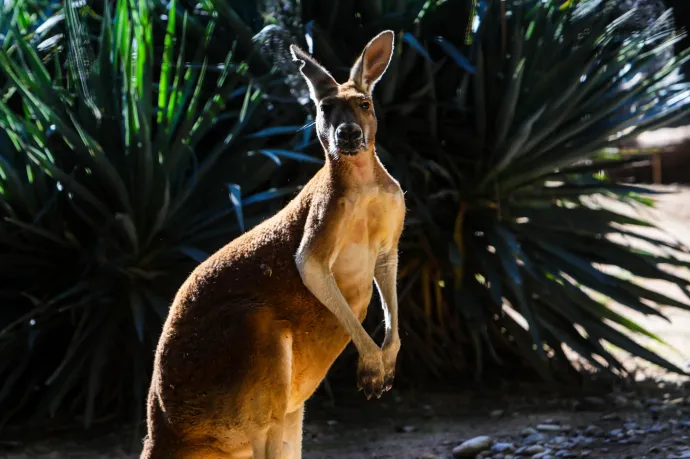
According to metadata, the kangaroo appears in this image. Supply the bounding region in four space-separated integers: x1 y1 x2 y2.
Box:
141 30 404 459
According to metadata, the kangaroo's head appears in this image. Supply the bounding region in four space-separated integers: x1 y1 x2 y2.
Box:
290 31 394 159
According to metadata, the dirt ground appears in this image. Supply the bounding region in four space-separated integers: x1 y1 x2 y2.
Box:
2 186 690 459
3 382 690 459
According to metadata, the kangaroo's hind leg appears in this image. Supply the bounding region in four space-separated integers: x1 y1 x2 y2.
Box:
283 404 304 459
251 424 286 459
247 312 294 459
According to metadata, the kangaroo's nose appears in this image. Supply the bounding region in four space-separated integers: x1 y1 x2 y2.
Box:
336 123 363 143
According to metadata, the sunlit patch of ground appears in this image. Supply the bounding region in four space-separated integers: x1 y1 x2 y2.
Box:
588 185 690 381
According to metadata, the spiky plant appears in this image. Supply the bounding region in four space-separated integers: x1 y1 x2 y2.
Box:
0 0 320 427
410 0 690 379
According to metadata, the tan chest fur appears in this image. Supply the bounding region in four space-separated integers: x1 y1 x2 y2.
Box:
287 179 404 411
332 184 403 314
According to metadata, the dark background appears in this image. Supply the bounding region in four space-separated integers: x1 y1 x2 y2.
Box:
671 0 690 75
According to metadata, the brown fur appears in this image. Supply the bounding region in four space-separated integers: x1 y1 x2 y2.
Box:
142 31 404 459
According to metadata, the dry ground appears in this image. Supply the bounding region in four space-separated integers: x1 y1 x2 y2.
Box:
3 383 690 459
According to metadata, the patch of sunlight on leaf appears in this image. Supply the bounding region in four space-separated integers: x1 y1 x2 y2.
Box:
503 302 529 330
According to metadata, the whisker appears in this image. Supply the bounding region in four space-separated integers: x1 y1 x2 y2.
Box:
299 121 316 131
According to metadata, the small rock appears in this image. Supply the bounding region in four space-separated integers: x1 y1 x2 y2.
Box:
569 435 593 446
649 423 668 433
554 451 575 458
491 443 515 453
613 395 628 407
494 454 505 459
326 419 338 426
516 445 545 455
524 433 547 444
584 425 602 436
537 424 563 432
452 436 493 457
601 413 620 421
580 450 592 457
489 409 505 418
631 400 644 410
397 425 417 433
532 452 553 459
608 428 623 438
521 427 538 436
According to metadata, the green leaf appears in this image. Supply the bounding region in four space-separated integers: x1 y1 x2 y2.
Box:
177 246 210 263
129 290 146 343
84 324 113 427
243 187 301 205
588 319 686 374
255 149 323 165
487 225 543 353
561 281 666 344
403 33 432 62
434 37 475 74
228 183 244 232
158 0 177 124
246 126 305 139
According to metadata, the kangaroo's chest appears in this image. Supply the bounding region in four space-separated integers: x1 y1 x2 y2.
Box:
331 183 404 313
287 177 404 412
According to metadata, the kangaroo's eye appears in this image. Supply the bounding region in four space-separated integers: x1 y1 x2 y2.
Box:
360 101 371 110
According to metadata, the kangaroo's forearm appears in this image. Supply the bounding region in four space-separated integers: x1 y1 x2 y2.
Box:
298 256 378 355
375 251 400 348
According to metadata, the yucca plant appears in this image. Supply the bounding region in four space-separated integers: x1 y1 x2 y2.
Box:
405 0 690 379
245 0 690 381
0 0 322 427
0 0 60 37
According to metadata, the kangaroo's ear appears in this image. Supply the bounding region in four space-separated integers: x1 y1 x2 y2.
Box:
290 44 338 102
349 30 395 94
